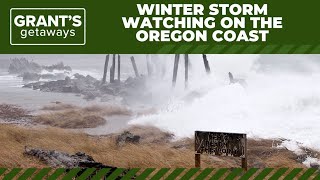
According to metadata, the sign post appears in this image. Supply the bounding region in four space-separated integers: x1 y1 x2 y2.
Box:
241 134 247 170
195 153 201 168
195 131 247 170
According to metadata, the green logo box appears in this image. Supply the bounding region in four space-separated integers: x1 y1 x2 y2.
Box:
10 8 86 45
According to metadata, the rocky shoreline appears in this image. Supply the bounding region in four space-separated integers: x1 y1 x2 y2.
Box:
22 73 148 102
8 58 151 105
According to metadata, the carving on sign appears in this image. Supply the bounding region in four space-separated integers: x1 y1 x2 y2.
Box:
195 131 246 158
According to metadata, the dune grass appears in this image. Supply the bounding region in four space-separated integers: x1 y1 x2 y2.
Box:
34 104 132 129
0 104 30 120
0 124 310 169
33 110 106 128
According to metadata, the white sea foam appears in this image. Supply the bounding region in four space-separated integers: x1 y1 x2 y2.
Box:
130 55 320 152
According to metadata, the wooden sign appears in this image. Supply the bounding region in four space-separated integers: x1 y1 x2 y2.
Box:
194 131 247 170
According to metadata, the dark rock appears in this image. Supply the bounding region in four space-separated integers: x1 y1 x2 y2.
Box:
100 85 116 95
24 147 93 168
21 67 150 104
37 80 67 92
101 94 116 102
20 72 67 82
39 74 55 79
24 147 133 179
85 75 98 83
83 90 101 100
23 73 100 97
72 74 99 93
20 72 41 82
33 86 39 90
24 147 109 168
73 73 84 79
31 82 42 90
62 86 73 93
124 76 146 89
42 62 72 72
41 73 66 80
116 131 140 146
22 83 33 88
8 59 72 81
310 162 320 169
65 76 71 84
41 87 51 92
74 74 98 85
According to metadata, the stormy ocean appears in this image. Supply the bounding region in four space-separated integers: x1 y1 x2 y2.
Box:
1 54 320 155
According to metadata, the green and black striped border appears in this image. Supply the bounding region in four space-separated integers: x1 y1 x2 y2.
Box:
0 168 319 179
157 44 320 54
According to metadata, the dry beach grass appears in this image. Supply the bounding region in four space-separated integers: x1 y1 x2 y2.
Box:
33 110 106 128
0 103 314 170
34 104 132 129
0 104 30 120
0 124 310 169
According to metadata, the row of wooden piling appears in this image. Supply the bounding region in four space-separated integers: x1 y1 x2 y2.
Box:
102 54 211 89
102 54 140 85
172 54 211 89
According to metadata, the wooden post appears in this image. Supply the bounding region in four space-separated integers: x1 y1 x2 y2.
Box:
146 54 152 77
101 54 109 84
241 158 247 171
130 56 139 77
228 72 234 84
110 54 116 83
242 134 248 171
184 54 189 89
117 54 121 82
109 66 114 83
172 54 180 88
202 54 211 74
195 153 201 168
113 54 116 81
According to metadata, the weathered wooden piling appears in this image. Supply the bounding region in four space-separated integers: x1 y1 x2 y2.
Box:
228 72 234 84
130 56 139 77
172 54 180 88
117 54 121 82
146 54 152 77
110 54 116 83
109 67 114 83
101 54 109 84
184 54 189 89
202 54 211 74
